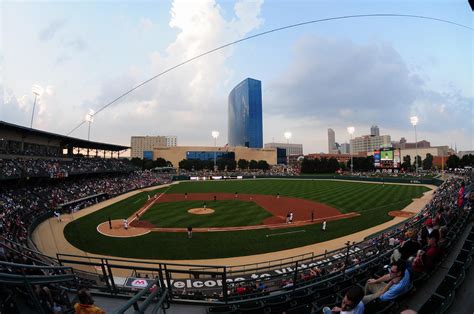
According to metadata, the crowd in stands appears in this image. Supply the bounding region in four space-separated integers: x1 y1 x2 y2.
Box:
0 157 136 179
0 170 171 247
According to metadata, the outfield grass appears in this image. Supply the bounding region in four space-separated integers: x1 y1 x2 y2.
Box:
63 179 430 260
141 200 272 227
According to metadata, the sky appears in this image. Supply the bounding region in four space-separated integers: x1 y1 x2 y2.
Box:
1 0 473 155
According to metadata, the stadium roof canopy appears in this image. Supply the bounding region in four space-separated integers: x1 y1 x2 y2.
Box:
0 120 129 151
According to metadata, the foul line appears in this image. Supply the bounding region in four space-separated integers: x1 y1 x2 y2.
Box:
266 230 306 237
129 185 173 224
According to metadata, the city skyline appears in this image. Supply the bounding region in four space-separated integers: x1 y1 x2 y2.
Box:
2 1 472 154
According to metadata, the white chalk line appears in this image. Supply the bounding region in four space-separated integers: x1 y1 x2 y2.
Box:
266 230 306 237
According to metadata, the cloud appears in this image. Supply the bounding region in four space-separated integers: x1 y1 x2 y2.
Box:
258 35 473 152
62 0 265 145
39 18 68 41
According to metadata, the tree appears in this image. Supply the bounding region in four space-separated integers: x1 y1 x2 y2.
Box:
422 153 433 170
130 157 142 168
446 155 460 169
257 160 270 171
327 157 340 173
460 154 474 167
413 156 422 171
249 160 258 170
154 157 168 168
143 159 154 169
237 159 249 170
402 155 412 171
226 159 237 171
178 159 192 171
301 158 315 174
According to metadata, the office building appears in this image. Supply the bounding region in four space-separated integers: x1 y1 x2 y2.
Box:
228 78 263 148
328 128 337 153
264 142 303 156
131 136 177 159
350 135 391 154
370 125 380 137
340 143 350 154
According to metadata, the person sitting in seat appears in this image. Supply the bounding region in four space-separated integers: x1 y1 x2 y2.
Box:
362 260 411 305
74 288 105 314
323 285 364 314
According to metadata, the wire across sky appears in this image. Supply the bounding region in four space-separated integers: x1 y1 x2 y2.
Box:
66 13 473 137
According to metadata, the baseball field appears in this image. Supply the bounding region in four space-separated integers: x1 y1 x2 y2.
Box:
63 179 430 260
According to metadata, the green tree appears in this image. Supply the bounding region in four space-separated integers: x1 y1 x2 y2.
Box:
154 157 168 168
446 155 460 169
422 153 433 170
327 157 340 173
413 156 422 171
237 159 249 170
226 159 237 171
460 154 474 167
301 158 315 174
402 155 412 171
178 159 192 171
257 160 270 171
249 160 258 170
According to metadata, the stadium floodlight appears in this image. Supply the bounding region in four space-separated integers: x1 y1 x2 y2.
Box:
347 127 355 174
284 131 292 144
85 109 95 157
212 130 219 169
410 116 419 174
30 84 44 129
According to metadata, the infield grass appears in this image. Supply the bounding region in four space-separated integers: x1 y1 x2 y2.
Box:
63 179 430 260
141 200 272 227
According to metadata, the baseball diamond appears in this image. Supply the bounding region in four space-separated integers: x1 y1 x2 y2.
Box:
60 179 431 260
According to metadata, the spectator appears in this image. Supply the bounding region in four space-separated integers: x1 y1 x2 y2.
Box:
362 260 411 304
323 285 364 314
74 288 105 314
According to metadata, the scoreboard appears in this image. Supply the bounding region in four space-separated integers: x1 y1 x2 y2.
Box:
374 148 401 169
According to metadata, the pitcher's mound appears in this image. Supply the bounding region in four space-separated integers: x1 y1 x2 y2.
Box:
188 208 215 215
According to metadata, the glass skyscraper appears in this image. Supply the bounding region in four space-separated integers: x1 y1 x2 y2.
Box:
228 78 263 148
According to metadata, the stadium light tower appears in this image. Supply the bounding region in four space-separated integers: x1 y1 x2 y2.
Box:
30 85 44 128
410 116 419 174
85 109 95 157
212 130 219 170
347 127 355 174
284 131 292 144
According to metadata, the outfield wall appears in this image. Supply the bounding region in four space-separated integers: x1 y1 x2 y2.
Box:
172 174 444 186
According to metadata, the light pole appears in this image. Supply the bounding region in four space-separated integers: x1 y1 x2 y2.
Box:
284 131 292 165
212 130 219 171
284 131 292 144
85 109 94 157
30 85 43 128
410 116 419 174
347 127 355 174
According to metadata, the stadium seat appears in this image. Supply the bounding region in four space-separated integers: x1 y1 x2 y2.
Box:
418 292 455 314
284 303 312 314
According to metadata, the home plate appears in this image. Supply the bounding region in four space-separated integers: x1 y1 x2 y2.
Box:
266 230 306 237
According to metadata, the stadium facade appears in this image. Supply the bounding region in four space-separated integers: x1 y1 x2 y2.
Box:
228 78 263 148
153 146 277 167
131 135 177 159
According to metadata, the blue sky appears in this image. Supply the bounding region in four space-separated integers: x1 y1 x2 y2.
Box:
1 0 472 154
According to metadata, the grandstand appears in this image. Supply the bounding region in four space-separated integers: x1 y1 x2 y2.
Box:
1 122 473 313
